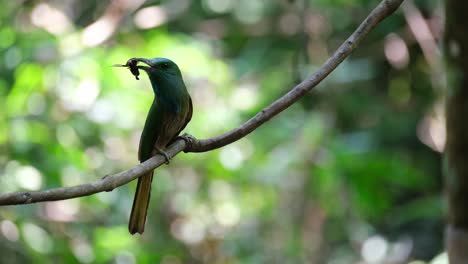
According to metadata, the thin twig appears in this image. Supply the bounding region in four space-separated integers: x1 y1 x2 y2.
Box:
0 0 404 206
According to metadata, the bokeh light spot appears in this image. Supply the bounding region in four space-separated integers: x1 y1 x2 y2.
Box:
134 6 167 29
1 220 19 242
31 3 72 35
219 145 244 170
71 238 95 263
361 235 388 263
4 47 22 69
215 202 240 227
82 16 117 47
209 180 234 201
203 0 234 13
171 217 205 244
15 165 43 190
44 200 80 222
384 34 409 69
115 251 136 264
56 124 80 148
230 84 258 110
27 92 46 115
60 79 100 112
22 223 53 253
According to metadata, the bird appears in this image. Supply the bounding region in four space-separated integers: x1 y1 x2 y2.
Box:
116 57 192 234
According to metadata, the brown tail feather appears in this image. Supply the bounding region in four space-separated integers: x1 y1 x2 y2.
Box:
128 171 153 234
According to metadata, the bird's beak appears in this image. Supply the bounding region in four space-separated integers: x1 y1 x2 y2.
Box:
130 58 153 71
112 58 153 71
131 58 153 66
113 58 154 80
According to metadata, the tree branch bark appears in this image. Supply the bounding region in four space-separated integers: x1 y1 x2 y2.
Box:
0 0 404 206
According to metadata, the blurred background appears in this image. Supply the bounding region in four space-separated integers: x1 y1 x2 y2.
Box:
0 0 444 263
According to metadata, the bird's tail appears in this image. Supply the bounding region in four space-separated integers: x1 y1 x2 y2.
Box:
128 171 153 234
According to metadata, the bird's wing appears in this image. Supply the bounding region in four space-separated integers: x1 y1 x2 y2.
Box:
138 100 163 162
174 96 193 137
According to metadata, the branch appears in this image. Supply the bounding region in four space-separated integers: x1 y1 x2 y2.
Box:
186 0 403 152
0 140 186 205
0 0 404 206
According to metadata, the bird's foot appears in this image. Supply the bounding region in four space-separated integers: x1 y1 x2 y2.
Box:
154 147 171 164
175 133 196 152
176 133 196 143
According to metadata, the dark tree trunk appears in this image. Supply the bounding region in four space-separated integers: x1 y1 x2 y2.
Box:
444 0 468 262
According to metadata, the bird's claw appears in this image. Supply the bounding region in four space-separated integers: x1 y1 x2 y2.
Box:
154 148 171 164
176 133 195 143
175 133 196 152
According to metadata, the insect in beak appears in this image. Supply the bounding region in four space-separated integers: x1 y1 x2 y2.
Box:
113 58 141 80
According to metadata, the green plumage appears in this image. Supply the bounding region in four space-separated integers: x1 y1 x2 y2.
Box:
123 57 192 235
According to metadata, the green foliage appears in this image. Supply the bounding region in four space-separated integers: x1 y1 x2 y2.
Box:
0 0 443 263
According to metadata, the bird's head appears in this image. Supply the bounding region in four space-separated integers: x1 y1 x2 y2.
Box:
114 57 183 80
115 57 187 96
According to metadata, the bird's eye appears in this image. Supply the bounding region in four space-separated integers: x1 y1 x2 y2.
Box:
160 63 169 69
